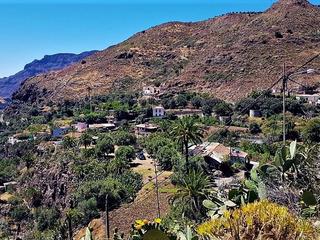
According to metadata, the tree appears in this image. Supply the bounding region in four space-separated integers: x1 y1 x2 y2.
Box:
113 130 136 146
63 136 77 149
171 116 203 172
156 146 181 170
302 118 320 143
214 102 232 116
176 94 188 108
115 146 135 162
80 132 92 149
95 136 114 158
171 170 211 220
191 95 204 109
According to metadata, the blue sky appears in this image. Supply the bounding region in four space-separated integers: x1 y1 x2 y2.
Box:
0 0 319 77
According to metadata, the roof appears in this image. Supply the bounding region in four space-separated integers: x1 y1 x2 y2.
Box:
153 106 164 109
190 142 248 163
167 109 203 115
89 123 116 129
136 123 158 130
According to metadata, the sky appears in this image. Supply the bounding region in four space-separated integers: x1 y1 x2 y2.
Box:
0 0 319 77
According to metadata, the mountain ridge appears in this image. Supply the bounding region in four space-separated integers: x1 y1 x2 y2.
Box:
13 0 320 104
0 51 97 99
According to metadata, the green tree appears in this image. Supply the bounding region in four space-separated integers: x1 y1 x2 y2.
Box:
171 117 203 172
113 130 136 146
63 136 77 149
95 136 114 158
115 146 135 162
302 118 320 143
80 132 92 149
156 146 181 170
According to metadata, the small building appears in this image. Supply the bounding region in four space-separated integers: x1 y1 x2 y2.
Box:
153 106 165 118
89 123 116 130
8 136 21 145
295 94 320 105
7 133 32 145
52 127 70 138
167 109 203 119
143 86 161 96
219 116 231 125
249 110 262 118
189 142 249 168
3 181 17 192
106 115 116 124
74 122 88 132
135 123 159 136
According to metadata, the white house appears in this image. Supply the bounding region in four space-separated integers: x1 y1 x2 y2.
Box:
143 86 160 96
295 94 320 105
153 106 165 117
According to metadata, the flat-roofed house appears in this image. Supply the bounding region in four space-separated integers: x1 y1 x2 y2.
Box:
88 123 116 130
74 122 88 132
153 106 165 118
167 109 203 119
135 123 159 136
143 86 161 96
295 94 320 105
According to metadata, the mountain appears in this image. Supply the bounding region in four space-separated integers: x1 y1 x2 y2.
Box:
13 0 320 104
0 51 97 99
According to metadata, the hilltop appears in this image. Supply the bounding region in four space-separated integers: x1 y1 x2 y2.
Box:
0 51 97 99
13 0 320 104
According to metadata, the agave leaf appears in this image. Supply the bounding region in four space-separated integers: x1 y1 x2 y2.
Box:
224 200 237 207
244 180 257 191
250 169 258 182
289 140 297 160
203 199 217 210
257 182 267 199
274 149 284 167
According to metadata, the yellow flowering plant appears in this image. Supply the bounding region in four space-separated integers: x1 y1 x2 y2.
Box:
197 200 319 240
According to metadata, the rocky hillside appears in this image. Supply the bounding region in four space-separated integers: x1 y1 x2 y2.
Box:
0 51 97 98
14 0 320 104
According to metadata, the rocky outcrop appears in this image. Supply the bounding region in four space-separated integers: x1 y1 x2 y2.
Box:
0 51 97 99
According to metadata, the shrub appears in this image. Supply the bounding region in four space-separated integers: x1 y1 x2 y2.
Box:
249 122 261 134
197 200 318 240
302 118 320 143
35 207 60 231
9 204 31 222
77 198 100 225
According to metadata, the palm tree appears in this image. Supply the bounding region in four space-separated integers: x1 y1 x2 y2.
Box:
171 170 211 220
171 116 203 172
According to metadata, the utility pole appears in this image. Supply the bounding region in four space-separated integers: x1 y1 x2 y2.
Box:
282 63 287 146
153 160 161 218
87 86 92 112
105 194 110 240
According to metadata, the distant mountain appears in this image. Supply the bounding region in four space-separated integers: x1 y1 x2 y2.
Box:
0 51 97 98
14 0 320 104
